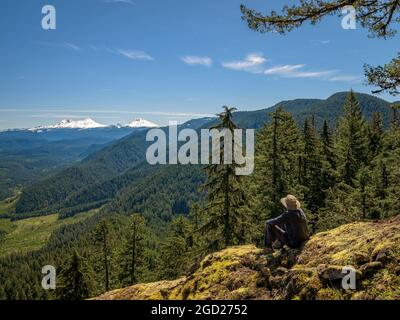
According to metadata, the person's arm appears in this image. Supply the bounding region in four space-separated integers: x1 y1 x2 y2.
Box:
266 212 291 225
298 208 307 221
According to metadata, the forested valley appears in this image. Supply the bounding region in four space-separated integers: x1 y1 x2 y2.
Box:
1 91 399 300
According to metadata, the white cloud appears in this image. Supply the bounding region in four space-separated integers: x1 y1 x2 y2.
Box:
137 111 214 117
221 52 357 82
0 109 212 117
116 49 154 61
329 75 362 83
264 64 305 75
30 114 120 119
222 53 267 73
63 42 81 51
89 45 100 51
37 41 82 52
265 64 334 79
289 70 334 79
181 56 213 67
103 0 134 4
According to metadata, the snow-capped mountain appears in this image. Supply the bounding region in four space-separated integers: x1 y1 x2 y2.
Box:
28 117 159 131
30 118 107 131
126 118 159 128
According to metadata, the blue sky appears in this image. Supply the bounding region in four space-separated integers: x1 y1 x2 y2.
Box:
0 0 398 129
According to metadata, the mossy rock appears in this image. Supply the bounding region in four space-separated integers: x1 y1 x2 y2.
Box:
316 288 344 300
359 261 384 279
94 216 400 300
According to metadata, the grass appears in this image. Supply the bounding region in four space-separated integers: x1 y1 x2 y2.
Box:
0 210 95 257
0 192 19 216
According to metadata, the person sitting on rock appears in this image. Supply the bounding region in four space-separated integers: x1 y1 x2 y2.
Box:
264 195 310 252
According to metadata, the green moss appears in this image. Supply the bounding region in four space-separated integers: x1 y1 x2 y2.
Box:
316 288 344 300
95 217 400 301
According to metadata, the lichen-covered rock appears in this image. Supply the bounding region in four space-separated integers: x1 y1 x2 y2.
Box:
359 261 384 278
317 264 347 281
94 216 400 300
95 278 186 300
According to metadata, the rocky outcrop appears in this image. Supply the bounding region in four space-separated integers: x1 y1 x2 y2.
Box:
95 216 400 300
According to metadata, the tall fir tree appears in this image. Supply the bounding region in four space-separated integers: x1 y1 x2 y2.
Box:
357 167 372 219
119 214 146 286
336 91 369 187
189 203 203 231
368 112 384 158
187 203 205 259
376 161 389 201
159 216 193 279
253 106 302 226
390 104 400 129
369 104 400 218
93 219 112 292
321 120 337 171
300 118 326 231
57 251 94 300
319 120 338 194
199 106 251 251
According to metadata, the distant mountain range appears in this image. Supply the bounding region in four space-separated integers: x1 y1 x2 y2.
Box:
0 118 158 201
12 91 396 219
27 117 159 132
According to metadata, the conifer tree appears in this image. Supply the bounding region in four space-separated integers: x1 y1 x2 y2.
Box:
368 112 384 158
376 161 389 201
93 219 112 292
160 216 193 279
321 120 336 171
199 106 251 251
189 203 202 231
254 106 302 222
187 203 204 255
336 91 369 187
390 105 400 129
379 116 400 217
318 182 360 230
358 168 372 219
57 251 93 300
119 214 146 286
318 93 370 230
300 118 325 230
319 120 338 197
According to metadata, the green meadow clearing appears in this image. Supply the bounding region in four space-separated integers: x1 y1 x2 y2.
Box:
0 198 95 257
0 193 18 216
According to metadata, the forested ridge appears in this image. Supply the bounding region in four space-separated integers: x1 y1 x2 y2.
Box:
1 0 399 301
0 91 399 300
0 128 137 201
13 92 393 218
